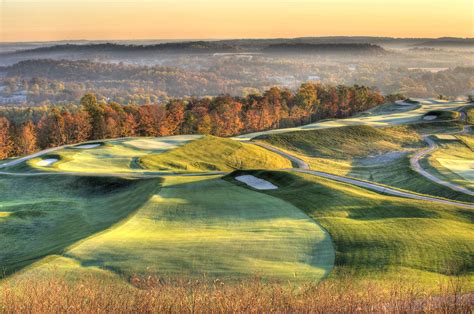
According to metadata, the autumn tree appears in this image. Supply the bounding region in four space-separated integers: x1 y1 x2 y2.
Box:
159 100 185 135
37 108 66 148
0 117 11 159
14 121 37 156
63 110 92 144
81 93 105 140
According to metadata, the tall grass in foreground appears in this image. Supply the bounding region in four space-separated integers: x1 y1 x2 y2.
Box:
1 274 472 313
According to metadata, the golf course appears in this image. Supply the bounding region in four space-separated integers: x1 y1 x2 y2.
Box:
1 99 473 295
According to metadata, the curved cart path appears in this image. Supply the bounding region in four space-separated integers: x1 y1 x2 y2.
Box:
252 142 474 209
410 125 473 196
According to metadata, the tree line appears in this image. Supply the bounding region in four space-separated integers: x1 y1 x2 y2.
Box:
0 82 384 159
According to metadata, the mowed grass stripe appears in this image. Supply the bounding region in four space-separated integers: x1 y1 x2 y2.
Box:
24 136 202 174
228 170 474 288
64 176 334 281
140 136 291 172
0 175 158 277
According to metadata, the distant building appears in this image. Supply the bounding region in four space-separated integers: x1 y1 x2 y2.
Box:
307 75 321 82
268 75 297 87
0 90 28 105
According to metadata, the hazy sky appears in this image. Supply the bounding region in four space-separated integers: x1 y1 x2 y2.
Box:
1 0 473 42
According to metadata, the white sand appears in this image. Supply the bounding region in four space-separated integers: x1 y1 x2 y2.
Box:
36 158 58 166
423 115 437 121
235 175 278 190
395 100 415 106
434 134 457 140
74 144 101 149
125 135 202 151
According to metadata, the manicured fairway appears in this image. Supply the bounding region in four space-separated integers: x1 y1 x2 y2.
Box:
25 135 202 173
256 124 474 203
19 135 290 174
62 176 334 281
423 139 474 191
229 170 474 288
140 136 291 172
0 175 157 276
236 99 467 140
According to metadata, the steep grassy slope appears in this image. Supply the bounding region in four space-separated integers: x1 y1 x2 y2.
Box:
0 175 157 276
466 105 474 124
21 136 202 174
59 176 333 281
256 124 473 202
227 170 474 287
423 139 474 191
140 136 291 172
256 125 421 159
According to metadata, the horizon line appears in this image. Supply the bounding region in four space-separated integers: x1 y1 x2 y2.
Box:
2 35 474 45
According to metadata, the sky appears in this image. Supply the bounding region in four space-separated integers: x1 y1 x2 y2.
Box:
1 0 473 42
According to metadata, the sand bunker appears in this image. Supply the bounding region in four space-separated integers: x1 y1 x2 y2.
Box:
434 134 457 141
125 135 202 151
74 144 101 149
423 115 437 121
235 175 278 190
395 100 415 106
36 158 58 167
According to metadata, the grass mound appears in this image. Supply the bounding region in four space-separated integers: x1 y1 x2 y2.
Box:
228 170 474 287
0 175 158 276
60 176 334 281
20 136 201 174
464 105 474 124
423 140 474 192
140 135 291 172
256 125 421 159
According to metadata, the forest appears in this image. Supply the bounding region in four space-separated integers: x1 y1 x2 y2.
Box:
1 58 473 106
0 82 385 158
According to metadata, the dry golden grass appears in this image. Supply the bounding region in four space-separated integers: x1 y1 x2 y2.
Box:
1 274 472 313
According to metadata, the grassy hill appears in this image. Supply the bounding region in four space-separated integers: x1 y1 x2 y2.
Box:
228 170 474 288
12 175 333 282
0 175 157 276
256 124 473 202
256 125 422 159
140 136 291 172
22 136 202 174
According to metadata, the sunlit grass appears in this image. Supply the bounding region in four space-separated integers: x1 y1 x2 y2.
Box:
140 135 291 172
62 175 333 281
227 170 474 288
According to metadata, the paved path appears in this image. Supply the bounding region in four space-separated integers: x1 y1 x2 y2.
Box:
409 126 474 196
251 142 474 209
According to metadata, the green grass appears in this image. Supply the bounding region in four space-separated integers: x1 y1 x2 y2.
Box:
54 176 333 281
140 135 291 172
19 136 201 174
457 134 474 150
227 170 474 288
422 139 474 192
235 99 468 140
256 124 473 202
349 155 474 203
256 125 421 159
0 174 158 277
464 105 474 124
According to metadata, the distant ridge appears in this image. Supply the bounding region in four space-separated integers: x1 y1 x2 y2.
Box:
415 37 474 47
263 43 386 55
10 41 240 55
